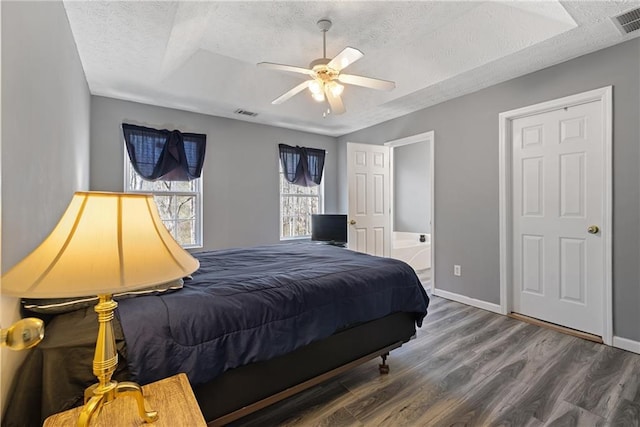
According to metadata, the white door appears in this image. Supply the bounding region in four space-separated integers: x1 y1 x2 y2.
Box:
347 143 390 257
512 100 604 335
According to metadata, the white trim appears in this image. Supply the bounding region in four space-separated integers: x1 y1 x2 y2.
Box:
430 133 435 293
385 131 435 292
613 336 640 354
601 87 613 347
388 147 395 247
384 132 433 148
432 288 502 314
498 86 613 345
498 104 511 315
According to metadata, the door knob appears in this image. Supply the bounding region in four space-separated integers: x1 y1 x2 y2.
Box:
349 220 356 225
587 225 599 234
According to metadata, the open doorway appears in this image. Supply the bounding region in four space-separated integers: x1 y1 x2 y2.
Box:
385 131 434 290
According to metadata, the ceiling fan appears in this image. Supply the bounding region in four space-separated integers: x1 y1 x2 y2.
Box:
258 19 396 115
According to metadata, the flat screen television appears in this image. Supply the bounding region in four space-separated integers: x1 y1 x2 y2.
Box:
311 214 347 245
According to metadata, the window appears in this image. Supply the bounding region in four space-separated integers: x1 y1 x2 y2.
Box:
280 164 323 239
125 157 202 248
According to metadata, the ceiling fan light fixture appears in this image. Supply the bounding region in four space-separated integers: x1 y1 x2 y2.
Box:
329 82 344 97
259 18 395 115
312 91 325 102
308 80 323 94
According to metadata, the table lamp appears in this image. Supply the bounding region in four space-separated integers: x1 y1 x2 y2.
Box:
1 191 200 426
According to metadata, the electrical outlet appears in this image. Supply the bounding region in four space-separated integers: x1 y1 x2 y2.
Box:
454 265 461 276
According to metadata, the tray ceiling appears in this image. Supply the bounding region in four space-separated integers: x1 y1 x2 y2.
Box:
63 1 640 136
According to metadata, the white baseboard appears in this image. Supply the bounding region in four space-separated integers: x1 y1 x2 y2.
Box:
432 288 502 314
613 336 640 354
431 289 638 353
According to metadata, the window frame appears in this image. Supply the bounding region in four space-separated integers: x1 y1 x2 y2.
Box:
124 151 203 249
279 162 324 240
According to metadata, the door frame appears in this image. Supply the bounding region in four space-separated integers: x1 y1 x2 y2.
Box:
385 131 435 291
498 86 613 345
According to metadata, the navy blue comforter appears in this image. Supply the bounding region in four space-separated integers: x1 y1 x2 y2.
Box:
117 243 429 386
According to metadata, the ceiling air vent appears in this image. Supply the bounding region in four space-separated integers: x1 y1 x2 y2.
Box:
234 109 258 117
612 7 640 35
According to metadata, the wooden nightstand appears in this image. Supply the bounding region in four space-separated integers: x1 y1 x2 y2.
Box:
44 373 206 427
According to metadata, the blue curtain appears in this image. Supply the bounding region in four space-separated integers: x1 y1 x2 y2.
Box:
279 144 325 187
122 123 206 181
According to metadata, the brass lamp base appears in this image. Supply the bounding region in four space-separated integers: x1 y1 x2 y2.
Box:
80 381 158 426
77 294 158 427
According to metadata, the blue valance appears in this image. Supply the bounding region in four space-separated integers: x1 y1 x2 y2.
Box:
278 144 325 187
122 123 206 181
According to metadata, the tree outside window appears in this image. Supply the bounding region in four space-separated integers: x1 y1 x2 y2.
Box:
125 159 202 248
280 166 323 239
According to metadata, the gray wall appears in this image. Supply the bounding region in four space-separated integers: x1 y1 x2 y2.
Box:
338 38 640 341
90 96 338 251
394 141 430 233
1 0 90 411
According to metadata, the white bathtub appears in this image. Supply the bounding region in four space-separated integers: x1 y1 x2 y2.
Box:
390 232 431 271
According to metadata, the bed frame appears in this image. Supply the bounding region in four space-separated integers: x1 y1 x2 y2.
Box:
193 311 417 425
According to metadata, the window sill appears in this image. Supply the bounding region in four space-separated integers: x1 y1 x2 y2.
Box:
280 236 311 242
184 244 203 250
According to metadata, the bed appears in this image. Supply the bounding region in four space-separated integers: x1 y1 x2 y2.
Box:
3 242 429 426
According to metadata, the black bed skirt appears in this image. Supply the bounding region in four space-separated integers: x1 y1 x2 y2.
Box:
194 311 417 423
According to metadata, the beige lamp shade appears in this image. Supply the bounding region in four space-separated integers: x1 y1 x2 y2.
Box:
2 192 200 298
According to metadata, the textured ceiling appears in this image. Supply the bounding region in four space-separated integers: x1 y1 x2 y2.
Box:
63 1 640 137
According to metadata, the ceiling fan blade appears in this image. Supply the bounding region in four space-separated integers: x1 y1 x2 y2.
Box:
327 47 364 72
326 89 346 115
272 81 311 105
338 74 396 91
257 62 314 76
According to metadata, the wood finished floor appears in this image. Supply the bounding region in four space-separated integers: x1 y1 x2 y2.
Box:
230 292 640 427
